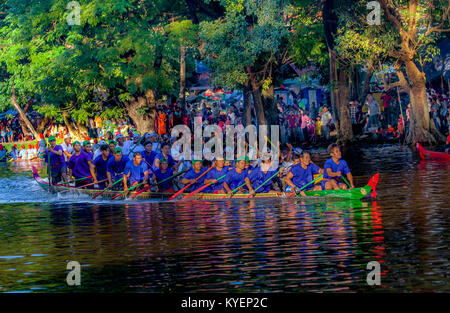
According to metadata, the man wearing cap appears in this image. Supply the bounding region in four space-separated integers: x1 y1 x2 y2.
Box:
107 147 130 189
203 157 229 193
223 157 248 196
44 135 67 184
60 134 74 162
123 152 149 193
91 144 113 189
19 144 27 160
82 140 93 158
181 159 207 192
244 154 278 195
67 141 94 187
115 134 125 149
93 140 107 160
152 158 175 193
27 144 37 160
10 145 19 160
122 133 144 157
153 142 179 171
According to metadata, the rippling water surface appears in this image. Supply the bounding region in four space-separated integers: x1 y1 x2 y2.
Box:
0 144 448 292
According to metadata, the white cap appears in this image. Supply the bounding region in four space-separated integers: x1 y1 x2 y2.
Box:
99 140 107 145
64 134 71 139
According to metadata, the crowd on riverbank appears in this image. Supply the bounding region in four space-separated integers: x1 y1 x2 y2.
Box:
1 86 449 155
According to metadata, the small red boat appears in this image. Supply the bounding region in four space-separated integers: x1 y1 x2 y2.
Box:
416 143 450 161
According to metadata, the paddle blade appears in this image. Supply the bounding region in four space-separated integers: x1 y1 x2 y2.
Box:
367 173 380 198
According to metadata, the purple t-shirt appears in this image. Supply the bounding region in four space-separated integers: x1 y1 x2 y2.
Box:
44 145 66 171
68 150 93 179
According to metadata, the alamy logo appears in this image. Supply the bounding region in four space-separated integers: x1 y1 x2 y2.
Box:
366 261 381 285
367 1 381 26
66 261 81 286
66 1 81 26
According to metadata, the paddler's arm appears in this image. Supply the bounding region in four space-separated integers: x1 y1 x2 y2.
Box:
326 168 341 178
89 161 98 184
123 173 128 192
49 146 63 156
143 170 149 187
244 177 255 197
223 182 233 197
285 171 306 196
63 149 72 160
286 143 293 162
107 171 113 187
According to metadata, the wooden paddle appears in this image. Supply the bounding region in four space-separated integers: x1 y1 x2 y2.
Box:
288 174 323 197
59 176 93 185
111 181 145 200
182 173 227 200
168 166 213 200
92 177 123 199
130 169 189 199
76 178 108 189
340 175 352 188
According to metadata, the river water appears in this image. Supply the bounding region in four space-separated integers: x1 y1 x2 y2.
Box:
0 144 448 293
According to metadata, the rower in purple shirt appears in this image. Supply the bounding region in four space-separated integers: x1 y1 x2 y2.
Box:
44 135 67 184
67 141 94 187
91 144 113 189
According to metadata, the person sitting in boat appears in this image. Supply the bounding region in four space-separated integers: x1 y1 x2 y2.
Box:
106 147 129 190
19 144 27 160
322 144 355 190
91 144 113 189
181 160 207 192
27 144 37 160
153 142 179 171
44 135 67 184
143 141 157 170
223 157 248 196
123 152 149 194
245 153 278 195
285 151 323 196
82 140 94 158
204 156 229 194
9 145 19 160
0 144 7 162
108 140 116 156
67 141 94 187
152 158 175 193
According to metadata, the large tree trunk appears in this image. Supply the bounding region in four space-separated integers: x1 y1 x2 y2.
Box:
242 82 252 127
404 60 445 144
125 90 156 133
62 110 83 139
11 84 39 139
75 121 89 139
359 67 374 104
329 49 353 143
36 116 50 135
251 88 267 127
179 45 186 106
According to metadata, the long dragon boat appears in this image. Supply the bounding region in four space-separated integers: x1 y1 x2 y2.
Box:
32 166 379 200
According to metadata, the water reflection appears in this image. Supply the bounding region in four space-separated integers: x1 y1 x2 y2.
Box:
0 145 449 292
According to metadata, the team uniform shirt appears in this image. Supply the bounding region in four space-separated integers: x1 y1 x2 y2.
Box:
183 167 208 192
60 142 74 162
322 158 351 189
19 149 27 160
122 141 144 157
93 154 113 181
247 166 278 193
224 168 248 191
204 166 229 192
288 163 321 191
143 151 157 169
107 155 130 179
153 168 174 191
68 150 92 179
124 161 148 184
44 145 66 174
153 152 175 169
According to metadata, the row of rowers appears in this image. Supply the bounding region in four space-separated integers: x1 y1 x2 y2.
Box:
45 135 356 196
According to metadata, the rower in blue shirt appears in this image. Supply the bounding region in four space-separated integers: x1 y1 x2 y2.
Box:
106 147 129 190
92 144 113 189
181 160 207 192
245 154 278 195
223 157 248 196
204 157 229 193
285 151 323 196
